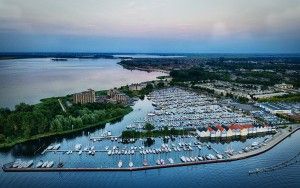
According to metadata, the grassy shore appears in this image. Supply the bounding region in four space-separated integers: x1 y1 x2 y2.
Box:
0 107 132 149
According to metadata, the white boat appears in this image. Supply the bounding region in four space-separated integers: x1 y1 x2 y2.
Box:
118 160 123 168
251 142 259 147
156 159 161 165
208 154 216 160
42 161 49 168
186 157 191 162
180 156 186 162
168 158 174 164
108 150 112 155
46 161 54 168
75 144 82 150
143 160 148 166
24 160 34 168
78 150 83 155
129 161 133 167
36 161 43 168
198 156 204 161
53 144 61 150
12 159 22 168
46 145 54 150
216 154 223 159
18 162 26 168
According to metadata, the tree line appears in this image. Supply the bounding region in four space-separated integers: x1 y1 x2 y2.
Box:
0 97 131 145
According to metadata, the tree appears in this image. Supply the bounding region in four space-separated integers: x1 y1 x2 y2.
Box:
15 103 33 112
157 82 165 88
144 123 155 131
0 134 5 143
145 83 154 92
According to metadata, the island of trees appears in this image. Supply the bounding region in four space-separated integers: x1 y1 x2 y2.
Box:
0 96 132 149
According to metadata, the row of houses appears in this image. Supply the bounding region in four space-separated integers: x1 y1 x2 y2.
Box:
196 124 275 138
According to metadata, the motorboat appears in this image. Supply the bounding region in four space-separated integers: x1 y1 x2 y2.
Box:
36 161 43 168
46 161 54 168
118 160 123 168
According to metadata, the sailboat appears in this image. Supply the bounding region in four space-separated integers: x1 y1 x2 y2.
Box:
225 144 234 156
36 160 43 168
129 154 133 167
129 161 133 167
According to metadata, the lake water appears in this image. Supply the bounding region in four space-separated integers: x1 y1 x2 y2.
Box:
0 58 166 108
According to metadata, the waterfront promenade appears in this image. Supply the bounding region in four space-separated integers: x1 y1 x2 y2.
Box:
3 124 299 172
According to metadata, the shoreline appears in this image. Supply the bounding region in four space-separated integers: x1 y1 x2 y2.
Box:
3 124 299 172
0 107 132 150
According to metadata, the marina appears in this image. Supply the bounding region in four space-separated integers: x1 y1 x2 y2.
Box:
2 125 299 172
3 114 300 174
1 87 299 178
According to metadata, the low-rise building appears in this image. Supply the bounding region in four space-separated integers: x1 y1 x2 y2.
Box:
207 127 216 138
197 123 271 139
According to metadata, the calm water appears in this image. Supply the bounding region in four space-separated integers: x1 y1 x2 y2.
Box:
0 98 299 188
0 58 166 108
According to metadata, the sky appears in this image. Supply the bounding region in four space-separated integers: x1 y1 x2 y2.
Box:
0 0 300 53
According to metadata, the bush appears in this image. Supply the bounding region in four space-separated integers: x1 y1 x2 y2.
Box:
144 123 155 131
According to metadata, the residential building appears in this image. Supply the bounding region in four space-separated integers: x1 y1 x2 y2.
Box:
73 89 96 104
107 89 130 105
